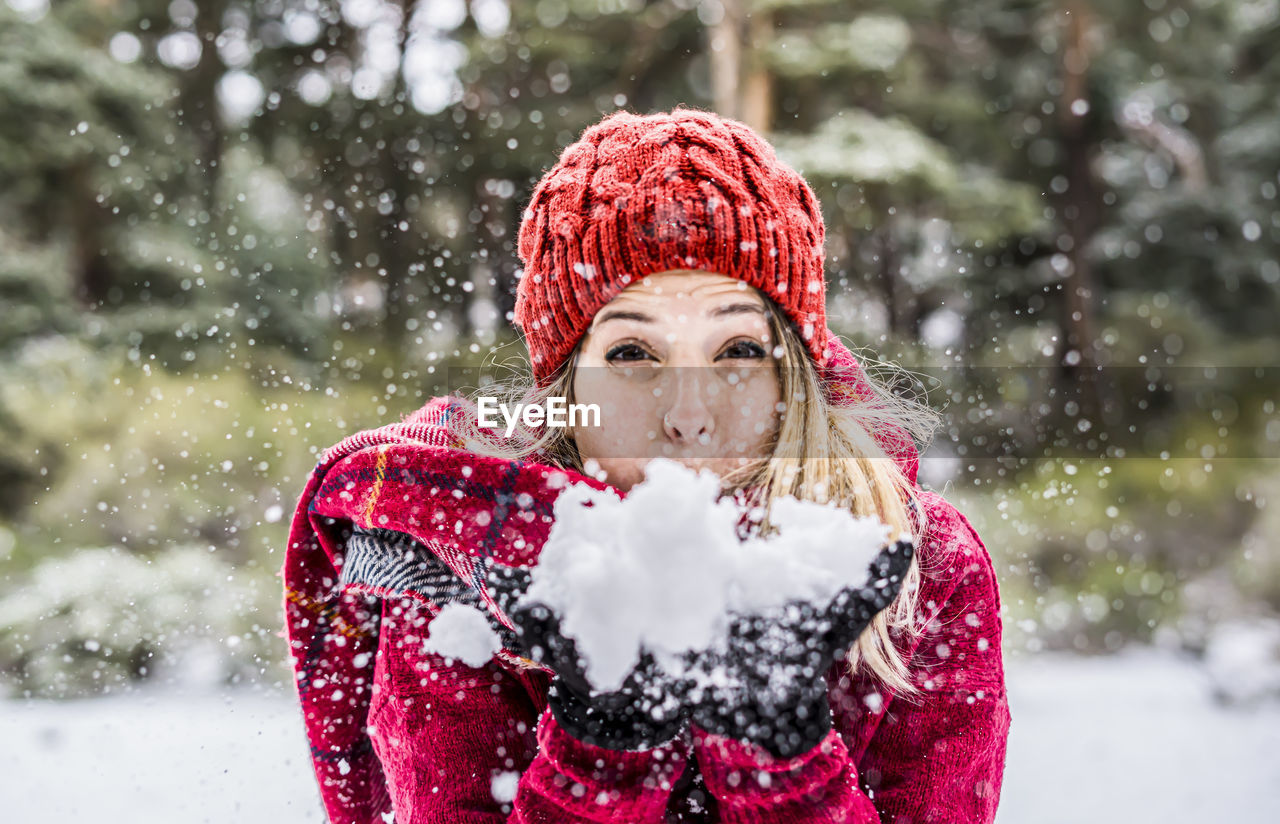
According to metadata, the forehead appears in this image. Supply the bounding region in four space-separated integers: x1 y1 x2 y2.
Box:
607 270 759 306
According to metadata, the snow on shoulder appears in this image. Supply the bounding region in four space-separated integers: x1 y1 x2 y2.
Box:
523 457 897 691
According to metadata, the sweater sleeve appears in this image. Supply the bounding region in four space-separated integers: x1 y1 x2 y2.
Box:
689 495 1011 824
689 724 881 824
852 498 1012 823
367 594 689 824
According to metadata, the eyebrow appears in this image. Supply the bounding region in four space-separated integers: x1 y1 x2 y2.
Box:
707 302 766 319
594 302 764 327
594 309 656 326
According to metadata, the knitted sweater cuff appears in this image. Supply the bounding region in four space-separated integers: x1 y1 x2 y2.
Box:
524 706 689 820
690 724 876 822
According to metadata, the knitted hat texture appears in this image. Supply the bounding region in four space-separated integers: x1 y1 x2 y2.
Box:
514 107 832 385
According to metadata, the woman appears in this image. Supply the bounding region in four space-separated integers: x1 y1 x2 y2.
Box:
282 107 1010 823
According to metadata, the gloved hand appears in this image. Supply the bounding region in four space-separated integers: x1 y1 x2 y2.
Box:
485 562 690 751
684 538 914 759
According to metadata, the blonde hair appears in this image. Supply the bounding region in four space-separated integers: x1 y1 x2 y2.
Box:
452 293 939 694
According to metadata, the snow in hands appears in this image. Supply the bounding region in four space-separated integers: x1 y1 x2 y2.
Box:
522 458 902 691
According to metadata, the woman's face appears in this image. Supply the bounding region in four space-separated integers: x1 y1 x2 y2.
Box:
570 270 782 492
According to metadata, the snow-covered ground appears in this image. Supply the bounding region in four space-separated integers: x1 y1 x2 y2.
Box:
0 687 324 822
997 649 1280 822
2 650 1277 822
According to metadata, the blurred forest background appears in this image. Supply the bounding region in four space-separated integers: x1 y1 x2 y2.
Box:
1 0 1278 702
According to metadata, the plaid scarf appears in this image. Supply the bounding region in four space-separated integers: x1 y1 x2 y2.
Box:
280 336 917 823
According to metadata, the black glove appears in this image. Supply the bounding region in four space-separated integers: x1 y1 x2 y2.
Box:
684 538 914 759
485 562 690 751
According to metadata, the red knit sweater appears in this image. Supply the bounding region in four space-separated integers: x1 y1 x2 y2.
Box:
282 391 1010 824
360 488 1009 824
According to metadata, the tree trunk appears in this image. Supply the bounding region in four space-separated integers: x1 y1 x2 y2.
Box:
709 0 744 119
378 143 411 352
186 1 226 214
878 221 901 338
71 162 113 308
378 1 416 354
1057 1 1102 418
740 8 773 133
708 0 773 133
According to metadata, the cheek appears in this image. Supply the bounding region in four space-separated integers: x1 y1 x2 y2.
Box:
723 378 782 443
571 376 662 456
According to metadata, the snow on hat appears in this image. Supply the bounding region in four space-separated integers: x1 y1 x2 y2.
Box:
514 106 832 386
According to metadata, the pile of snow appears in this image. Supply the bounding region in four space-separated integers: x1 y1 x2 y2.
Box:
522 458 898 691
1203 618 1280 704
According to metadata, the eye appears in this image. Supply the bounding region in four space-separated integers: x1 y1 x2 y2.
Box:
718 339 767 360
605 342 655 362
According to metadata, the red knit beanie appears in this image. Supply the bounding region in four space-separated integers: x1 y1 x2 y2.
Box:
514 106 832 386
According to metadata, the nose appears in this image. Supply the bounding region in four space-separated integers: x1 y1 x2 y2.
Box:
661 369 715 444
